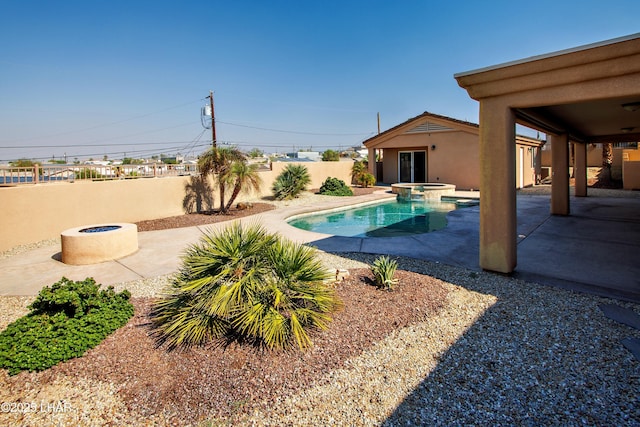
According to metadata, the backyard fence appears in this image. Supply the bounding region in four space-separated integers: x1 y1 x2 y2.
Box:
0 163 199 186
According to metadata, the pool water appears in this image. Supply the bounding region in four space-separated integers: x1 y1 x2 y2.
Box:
288 199 461 238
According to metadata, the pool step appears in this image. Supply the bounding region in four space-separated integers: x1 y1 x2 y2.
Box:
441 196 479 207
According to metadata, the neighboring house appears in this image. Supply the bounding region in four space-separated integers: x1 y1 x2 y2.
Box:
363 111 543 190
287 151 321 161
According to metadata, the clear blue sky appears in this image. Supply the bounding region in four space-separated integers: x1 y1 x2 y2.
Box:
1 0 639 162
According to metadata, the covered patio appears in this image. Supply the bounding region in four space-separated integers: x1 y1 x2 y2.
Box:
455 33 640 274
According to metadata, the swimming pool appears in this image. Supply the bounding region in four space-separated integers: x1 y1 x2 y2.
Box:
288 199 462 238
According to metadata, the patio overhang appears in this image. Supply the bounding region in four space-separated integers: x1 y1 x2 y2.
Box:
455 33 640 273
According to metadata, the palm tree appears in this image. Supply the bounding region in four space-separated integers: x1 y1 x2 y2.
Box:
198 146 246 213
600 142 614 186
150 223 341 350
224 161 262 211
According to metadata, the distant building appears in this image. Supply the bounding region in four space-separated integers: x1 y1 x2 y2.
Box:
286 151 321 161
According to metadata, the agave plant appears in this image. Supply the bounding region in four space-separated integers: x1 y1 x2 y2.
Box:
371 255 399 290
151 222 341 350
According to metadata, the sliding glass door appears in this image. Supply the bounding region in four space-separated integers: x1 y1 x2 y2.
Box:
398 151 426 182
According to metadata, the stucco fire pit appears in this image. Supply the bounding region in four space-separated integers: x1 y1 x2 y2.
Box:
61 223 138 265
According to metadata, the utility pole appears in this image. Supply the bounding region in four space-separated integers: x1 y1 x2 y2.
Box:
209 90 217 148
377 112 381 134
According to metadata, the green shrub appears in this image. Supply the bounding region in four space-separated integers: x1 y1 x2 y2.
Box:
151 222 342 351
321 149 340 161
357 172 376 188
272 164 311 200
0 277 133 375
74 168 105 179
371 256 399 290
318 177 353 196
351 160 366 181
352 161 376 187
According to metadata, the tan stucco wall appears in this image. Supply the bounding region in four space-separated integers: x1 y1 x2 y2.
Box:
623 148 640 190
542 146 626 181
0 161 353 252
515 144 536 188
541 144 621 168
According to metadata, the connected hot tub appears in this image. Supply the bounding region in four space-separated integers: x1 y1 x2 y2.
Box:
391 183 456 201
61 223 138 265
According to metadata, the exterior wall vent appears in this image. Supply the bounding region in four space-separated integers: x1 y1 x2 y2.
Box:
405 121 453 134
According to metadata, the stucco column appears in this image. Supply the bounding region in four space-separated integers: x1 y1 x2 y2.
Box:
478 100 517 273
368 148 376 177
550 133 570 215
574 142 587 197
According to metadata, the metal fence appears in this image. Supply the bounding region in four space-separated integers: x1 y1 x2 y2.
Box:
0 163 199 185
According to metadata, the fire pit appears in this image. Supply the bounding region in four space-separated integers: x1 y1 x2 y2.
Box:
61 223 138 265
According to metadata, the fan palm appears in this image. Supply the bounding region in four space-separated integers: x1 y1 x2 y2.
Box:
198 146 247 213
272 164 311 200
224 161 262 211
151 223 341 350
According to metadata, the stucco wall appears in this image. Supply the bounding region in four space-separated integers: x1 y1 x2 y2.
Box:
0 161 353 252
541 144 622 168
515 145 536 188
623 149 640 190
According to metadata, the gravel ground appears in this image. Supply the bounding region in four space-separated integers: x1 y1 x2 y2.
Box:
1 185 639 426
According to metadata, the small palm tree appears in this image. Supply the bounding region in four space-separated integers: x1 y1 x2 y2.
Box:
151 223 341 350
198 146 249 213
352 160 374 187
224 161 262 211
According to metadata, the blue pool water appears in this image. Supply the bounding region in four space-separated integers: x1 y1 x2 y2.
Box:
288 199 461 238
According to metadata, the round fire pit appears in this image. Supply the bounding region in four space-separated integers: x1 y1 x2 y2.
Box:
61 223 138 265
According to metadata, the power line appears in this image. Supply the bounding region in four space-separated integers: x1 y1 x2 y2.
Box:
216 119 372 136
1 99 204 144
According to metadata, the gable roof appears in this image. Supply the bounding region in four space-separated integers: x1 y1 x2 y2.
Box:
363 111 479 148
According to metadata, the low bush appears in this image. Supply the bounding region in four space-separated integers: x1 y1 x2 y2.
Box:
151 222 342 351
357 172 376 188
371 256 399 290
321 149 340 161
74 168 106 179
318 177 353 196
0 277 133 375
272 164 311 200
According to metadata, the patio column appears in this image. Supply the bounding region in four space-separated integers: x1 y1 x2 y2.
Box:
478 99 517 273
574 142 587 197
551 133 570 215
368 148 376 177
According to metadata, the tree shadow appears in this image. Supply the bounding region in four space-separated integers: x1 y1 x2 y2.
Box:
183 175 215 214
593 166 623 188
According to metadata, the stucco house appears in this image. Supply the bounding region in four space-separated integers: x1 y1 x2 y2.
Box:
363 111 543 190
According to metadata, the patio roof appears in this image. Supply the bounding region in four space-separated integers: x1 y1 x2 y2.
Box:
455 33 640 274
456 33 640 143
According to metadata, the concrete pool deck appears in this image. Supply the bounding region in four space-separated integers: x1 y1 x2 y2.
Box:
1 189 639 303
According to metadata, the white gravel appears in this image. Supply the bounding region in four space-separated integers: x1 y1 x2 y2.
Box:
228 254 640 426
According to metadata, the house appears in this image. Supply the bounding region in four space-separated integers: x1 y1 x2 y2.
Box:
363 111 543 190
